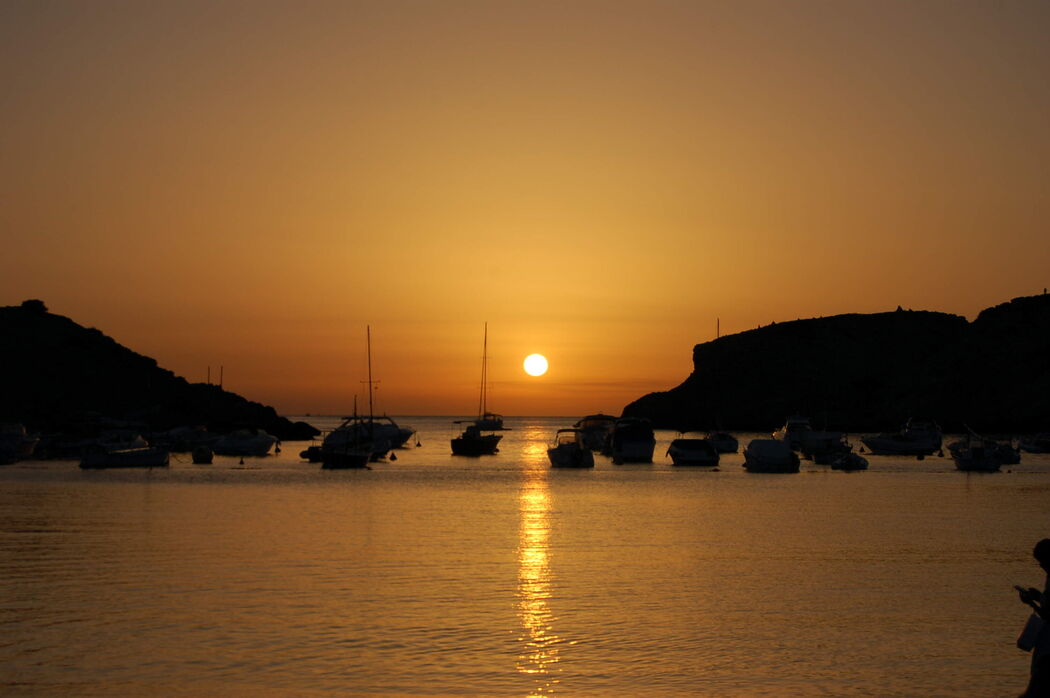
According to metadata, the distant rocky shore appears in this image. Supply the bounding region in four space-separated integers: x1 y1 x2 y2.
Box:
0 300 318 442
622 293 1050 433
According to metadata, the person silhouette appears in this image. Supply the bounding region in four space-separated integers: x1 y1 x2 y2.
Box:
1018 538 1050 697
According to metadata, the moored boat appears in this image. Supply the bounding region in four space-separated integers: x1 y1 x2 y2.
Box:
451 422 502 456
607 418 656 464
573 414 618 451
706 431 738 454
1019 433 1050 454
451 323 504 457
213 428 278 456
860 418 942 458
548 429 594 468
830 448 868 471
667 434 720 466
773 416 812 450
948 434 1003 472
0 423 38 464
743 439 800 473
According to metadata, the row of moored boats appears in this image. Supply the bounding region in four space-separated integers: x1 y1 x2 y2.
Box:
540 415 1048 473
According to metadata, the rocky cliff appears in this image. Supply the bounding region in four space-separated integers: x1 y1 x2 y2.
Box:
0 300 318 440
621 294 1050 432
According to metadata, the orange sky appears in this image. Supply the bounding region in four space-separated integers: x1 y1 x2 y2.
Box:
2 1 1048 416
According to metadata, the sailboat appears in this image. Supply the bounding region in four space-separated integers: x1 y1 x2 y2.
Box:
321 327 377 469
451 322 504 456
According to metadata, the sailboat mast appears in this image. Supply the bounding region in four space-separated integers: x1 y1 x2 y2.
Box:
478 321 488 418
367 325 374 421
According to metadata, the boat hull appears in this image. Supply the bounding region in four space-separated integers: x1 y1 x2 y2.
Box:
667 439 720 466
548 444 594 468
743 439 800 473
320 448 371 469
451 434 502 456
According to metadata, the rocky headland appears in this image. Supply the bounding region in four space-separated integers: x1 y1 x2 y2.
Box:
0 300 318 441
622 293 1050 433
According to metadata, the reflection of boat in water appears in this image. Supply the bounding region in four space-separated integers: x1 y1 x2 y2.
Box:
547 429 594 468
667 434 720 466
773 415 812 450
861 418 943 457
948 432 1004 472
452 323 504 457
607 418 655 464
0 423 38 464
743 439 800 473
80 446 169 469
572 414 617 451
213 428 278 456
706 431 738 454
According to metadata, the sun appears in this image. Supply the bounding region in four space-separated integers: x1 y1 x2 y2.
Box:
523 354 548 377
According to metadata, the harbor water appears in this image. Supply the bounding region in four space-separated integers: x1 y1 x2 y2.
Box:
1 416 1048 696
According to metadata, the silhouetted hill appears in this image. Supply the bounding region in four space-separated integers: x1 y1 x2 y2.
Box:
0 300 318 440
622 294 1050 433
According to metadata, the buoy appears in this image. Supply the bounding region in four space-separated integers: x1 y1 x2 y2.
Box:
239 456 245 465
390 452 397 461
416 439 422 447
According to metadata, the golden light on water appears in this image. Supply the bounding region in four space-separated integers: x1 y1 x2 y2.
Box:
517 467 560 694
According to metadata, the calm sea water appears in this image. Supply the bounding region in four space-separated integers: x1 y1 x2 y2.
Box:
1 416 1047 696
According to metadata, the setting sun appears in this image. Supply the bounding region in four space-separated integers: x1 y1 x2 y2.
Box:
523 354 548 377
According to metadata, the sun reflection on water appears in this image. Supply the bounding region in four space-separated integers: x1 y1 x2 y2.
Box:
517 465 560 695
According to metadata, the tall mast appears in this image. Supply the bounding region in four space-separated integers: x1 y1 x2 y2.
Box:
367 325 374 422
478 322 488 418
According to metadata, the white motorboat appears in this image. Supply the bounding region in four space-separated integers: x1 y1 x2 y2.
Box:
667 434 720 466
324 416 392 461
213 428 277 456
860 418 943 457
743 439 800 473
548 429 594 468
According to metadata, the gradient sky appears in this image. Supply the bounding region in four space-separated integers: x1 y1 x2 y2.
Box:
2 0 1048 416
